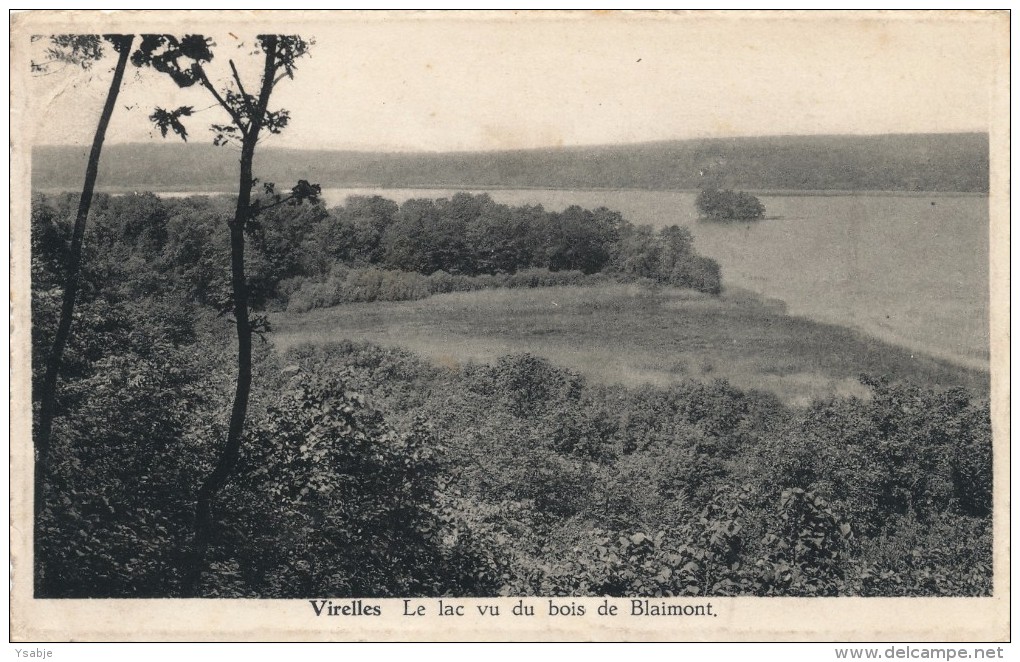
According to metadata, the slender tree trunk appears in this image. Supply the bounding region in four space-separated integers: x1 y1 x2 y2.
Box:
35 35 134 596
186 37 278 596
186 141 255 595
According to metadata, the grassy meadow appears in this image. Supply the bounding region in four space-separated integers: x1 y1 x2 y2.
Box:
271 283 988 405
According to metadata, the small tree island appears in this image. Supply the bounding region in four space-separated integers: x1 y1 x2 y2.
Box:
695 187 766 221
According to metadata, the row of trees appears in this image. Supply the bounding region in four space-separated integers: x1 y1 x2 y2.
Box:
31 190 724 318
301 193 723 296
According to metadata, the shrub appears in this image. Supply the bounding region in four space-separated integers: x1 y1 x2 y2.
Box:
34 308 224 598
285 267 614 312
668 254 722 295
211 373 502 597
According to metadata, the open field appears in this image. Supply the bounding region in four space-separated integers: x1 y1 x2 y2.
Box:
271 283 988 405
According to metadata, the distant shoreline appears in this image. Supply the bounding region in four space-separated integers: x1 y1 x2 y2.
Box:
31 134 991 195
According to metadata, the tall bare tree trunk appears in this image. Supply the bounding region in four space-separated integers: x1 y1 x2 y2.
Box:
186 36 279 596
35 35 134 596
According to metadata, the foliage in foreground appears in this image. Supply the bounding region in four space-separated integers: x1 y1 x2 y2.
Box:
283 342 991 597
31 193 990 598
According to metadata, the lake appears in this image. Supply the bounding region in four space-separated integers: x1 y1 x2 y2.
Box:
309 188 990 370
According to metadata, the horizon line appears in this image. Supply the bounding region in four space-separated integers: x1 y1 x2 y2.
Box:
32 130 989 156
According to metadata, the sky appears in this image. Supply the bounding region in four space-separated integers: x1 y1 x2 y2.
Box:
20 11 1007 152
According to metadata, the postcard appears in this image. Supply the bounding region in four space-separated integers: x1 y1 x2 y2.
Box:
9 9 1010 642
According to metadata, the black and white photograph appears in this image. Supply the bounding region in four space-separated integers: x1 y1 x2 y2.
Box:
9 9 1010 642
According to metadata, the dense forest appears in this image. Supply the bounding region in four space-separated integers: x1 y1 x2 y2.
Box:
32 191 992 598
33 132 989 194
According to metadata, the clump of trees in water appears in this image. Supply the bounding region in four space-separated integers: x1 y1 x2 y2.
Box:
696 187 766 221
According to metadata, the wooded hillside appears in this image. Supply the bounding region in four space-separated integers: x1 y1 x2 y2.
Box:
33 132 989 193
